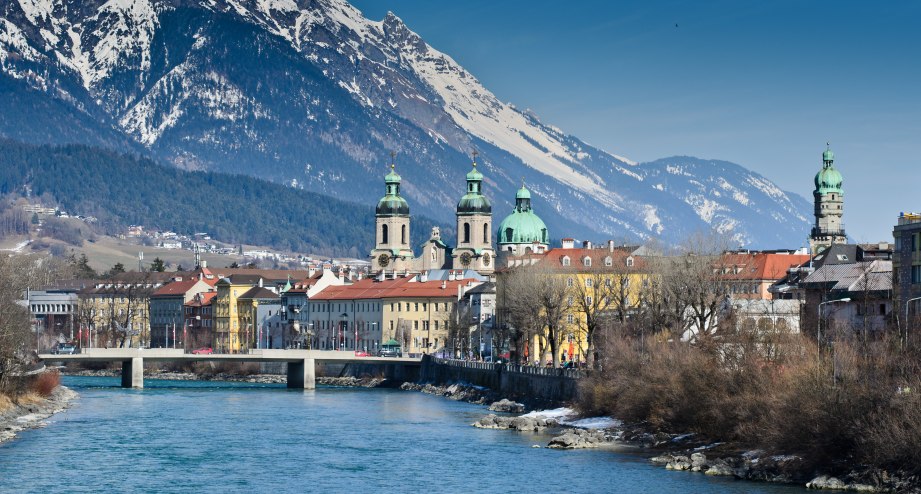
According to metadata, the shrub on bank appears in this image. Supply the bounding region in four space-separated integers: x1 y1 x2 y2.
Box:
31 370 60 397
577 332 921 475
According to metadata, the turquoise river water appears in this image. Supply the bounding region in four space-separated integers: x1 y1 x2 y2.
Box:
0 376 807 493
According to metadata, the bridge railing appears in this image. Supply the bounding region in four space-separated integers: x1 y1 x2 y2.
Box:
431 358 587 379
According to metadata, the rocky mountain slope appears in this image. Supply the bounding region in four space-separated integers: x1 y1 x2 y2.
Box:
0 0 812 248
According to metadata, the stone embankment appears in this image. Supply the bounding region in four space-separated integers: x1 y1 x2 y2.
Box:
399 382 497 404
0 386 77 444
66 369 388 387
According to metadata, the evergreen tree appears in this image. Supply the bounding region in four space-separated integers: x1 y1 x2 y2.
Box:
30 213 39 225
150 257 165 272
70 253 97 279
106 262 126 277
228 261 240 268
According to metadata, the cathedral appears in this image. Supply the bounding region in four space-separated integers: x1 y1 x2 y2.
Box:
369 155 550 275
810 144 847 253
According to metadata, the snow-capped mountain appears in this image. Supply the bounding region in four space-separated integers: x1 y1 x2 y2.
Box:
0 0 812 248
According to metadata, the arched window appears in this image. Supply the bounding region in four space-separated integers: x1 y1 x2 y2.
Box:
505 228 514 242
583 257 592 267
463 223 470 243
483 222 489 243
562 256 571 266
401 224 406 245
382 224 389 244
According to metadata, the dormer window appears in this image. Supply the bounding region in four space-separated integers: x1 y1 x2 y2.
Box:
562 256 571 266
604 256 612 266
626 256 634 267
583 257 592 267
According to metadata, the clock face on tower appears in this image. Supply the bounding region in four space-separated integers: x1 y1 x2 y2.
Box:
459 252 472 267
378 253 391 267
483 253 491 266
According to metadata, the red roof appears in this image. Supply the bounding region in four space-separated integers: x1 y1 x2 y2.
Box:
718 253 811 281
521 248 648 271
151 278 210 297
185 291 218 307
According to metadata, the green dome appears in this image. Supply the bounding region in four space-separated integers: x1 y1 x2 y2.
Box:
457 193 491 214
814 166 843 194
457 161 490 214
466 166 483 181
377 164 409 216
498 209 549 245
814 146 843 194
515 186 531 200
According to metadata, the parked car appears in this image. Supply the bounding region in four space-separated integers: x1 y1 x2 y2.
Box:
52 343 77 355
191 347 213 355
353 351 371 357
379 347 402 358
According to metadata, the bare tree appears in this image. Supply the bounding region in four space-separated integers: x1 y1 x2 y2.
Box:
446 303 473 358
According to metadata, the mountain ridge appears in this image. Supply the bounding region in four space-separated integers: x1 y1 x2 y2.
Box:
0 0 813 248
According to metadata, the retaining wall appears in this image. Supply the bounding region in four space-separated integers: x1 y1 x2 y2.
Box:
419 356 585 403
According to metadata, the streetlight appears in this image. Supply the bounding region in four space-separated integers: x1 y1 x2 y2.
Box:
339 313 348 351
369 322 377 353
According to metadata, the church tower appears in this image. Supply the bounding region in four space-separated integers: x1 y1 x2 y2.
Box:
810 144 847 254
452 154 496 274
370 158 414 273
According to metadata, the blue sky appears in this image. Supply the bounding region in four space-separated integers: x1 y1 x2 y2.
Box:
351 0 920 243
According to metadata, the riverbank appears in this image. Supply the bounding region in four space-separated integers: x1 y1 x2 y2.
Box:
62 369 389 387
0 386 78 445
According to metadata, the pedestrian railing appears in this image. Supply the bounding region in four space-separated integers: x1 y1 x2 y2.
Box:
432 357 587 379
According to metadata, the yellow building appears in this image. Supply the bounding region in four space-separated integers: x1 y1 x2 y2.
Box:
77 280 165 348
213 274 267 353
499 241 651 365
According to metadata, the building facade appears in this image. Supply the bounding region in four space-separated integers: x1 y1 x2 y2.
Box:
893 212 921 322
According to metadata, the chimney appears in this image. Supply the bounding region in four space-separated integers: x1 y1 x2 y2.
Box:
201 260 208 269
420 271 428 283
258 278 263 288
561 238 575 249
583 240 592 249
448 270 456 281
608 240 615 252
441 280 447 290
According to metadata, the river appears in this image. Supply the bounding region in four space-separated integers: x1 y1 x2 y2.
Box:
0 376 805 493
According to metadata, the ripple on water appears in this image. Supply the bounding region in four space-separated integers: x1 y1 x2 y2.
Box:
0 376 808 494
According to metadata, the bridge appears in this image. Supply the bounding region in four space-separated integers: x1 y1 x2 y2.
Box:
39 349 422 389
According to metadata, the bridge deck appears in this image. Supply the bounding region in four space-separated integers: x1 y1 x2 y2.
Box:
39 349 421 364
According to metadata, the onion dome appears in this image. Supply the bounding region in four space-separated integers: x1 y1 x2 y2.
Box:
376 163 410 216
814 145 843 195
456 160 491 215
498 185 549 245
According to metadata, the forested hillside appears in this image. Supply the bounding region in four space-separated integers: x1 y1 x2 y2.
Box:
0 139 449 257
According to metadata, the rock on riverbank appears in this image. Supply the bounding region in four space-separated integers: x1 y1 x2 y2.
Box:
488 399 525 413
473 413 559 432
400 382 495 403
547 428 612 449
0 386 78 444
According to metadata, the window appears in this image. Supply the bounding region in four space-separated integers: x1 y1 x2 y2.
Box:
604 256 612 266
567 314 574 324
382 224 388 244
562 256 571 266
626 257 634 267
567 296 574 306
414 303 419 311
567 277 574 287
463 223 470 243
483 223 489 243
401 224 407 245
583 257 591 267
585 278 593 288
586 296 592 305
505 227 514 243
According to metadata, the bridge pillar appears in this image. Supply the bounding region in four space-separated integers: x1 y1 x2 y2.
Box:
287 358 315 389
121 357 144 388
